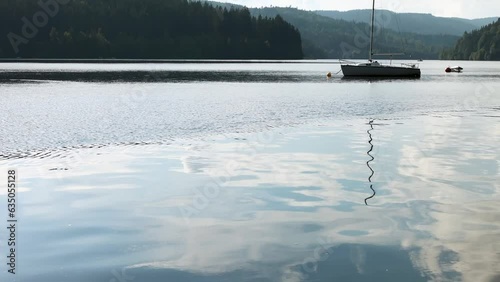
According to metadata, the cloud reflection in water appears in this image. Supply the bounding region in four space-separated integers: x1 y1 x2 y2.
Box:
1 115 499 282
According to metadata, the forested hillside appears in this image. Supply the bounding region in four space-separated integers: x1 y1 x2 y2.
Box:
250 7 459 59
441 19 500 60
0 0 303 59
315 10 497 36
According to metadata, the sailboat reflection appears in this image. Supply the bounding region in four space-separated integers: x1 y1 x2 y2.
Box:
365 119 376 205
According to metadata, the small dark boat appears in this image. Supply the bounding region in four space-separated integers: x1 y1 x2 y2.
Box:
445 66 463 73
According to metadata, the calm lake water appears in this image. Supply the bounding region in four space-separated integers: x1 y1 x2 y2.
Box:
0 60 499 282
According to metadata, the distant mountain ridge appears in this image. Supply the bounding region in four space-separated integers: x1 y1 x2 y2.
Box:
201 1 498 36
201 1 500 60
248 7 458 59
315 10 498 36
201 1 460 59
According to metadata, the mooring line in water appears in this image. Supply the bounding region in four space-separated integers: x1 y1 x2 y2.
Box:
365 119 376 205
326 69 342 78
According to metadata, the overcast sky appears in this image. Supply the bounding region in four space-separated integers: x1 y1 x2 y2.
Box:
219 0 500 19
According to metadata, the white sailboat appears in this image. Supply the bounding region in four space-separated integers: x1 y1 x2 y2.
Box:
341 0 421 78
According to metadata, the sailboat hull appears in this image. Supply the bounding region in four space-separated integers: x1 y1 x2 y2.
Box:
341 64 421 78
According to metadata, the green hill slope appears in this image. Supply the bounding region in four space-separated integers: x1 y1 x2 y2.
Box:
441 19 500 60
315 10 497 36
249 7 459 59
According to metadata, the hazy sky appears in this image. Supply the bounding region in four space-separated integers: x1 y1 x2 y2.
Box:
219 0 500 19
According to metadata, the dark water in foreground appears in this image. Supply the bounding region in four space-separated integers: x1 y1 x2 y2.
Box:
0 60 499 282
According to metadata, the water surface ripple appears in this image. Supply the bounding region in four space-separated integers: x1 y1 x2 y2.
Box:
0 61 499 282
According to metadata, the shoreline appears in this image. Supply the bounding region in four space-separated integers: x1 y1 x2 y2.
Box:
0 58 336 64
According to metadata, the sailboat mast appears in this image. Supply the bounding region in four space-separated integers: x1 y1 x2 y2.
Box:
369 0 375 61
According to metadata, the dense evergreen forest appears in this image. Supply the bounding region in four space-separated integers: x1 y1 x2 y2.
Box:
441 19 500 60
0 0 303 59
